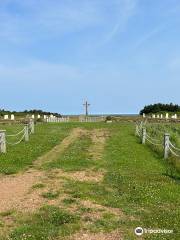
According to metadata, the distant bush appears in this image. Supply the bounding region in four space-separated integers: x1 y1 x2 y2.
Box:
0 108 61 117
106 116 112 121
140 103 180 115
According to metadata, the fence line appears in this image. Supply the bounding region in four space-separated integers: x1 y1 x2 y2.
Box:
46 117 69 123
135 122 180 159
0 119 35 153
79 116 105 122
6 127 25 137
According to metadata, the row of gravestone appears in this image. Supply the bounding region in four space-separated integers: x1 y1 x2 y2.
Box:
143 113 178 119
2 114 58 120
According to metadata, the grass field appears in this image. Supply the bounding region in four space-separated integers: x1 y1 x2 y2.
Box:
0 122 179 239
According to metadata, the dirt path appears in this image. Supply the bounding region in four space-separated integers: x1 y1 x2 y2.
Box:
68 230 123 240
0 127 122 239
88 129 109 160
34 127 86 167
0 170 43 212
0 128 84 213
0 128 108 213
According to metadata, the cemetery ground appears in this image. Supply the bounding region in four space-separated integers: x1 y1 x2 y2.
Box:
0 122 179 240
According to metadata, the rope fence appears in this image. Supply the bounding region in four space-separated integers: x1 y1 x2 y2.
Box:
135 122 180 159
0 119 35 153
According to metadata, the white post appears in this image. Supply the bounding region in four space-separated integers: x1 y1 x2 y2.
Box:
142 127 146 144
30 119 35 134
24 124 29 142
135 125 139 136
0 130 6 153
164 133 170 159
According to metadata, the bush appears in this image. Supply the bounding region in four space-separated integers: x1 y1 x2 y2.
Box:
106 116 112 121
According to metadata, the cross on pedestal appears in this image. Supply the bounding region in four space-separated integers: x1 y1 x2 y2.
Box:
83 101 90 116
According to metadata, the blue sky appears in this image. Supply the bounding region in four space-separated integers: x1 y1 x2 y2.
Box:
0 0 180 114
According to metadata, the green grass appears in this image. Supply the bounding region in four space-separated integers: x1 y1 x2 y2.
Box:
43 134 94 171
0 122 180 239
0 123 74 174
32 183 45 189
41 191 60 199
62 123 180 239
88 212 121 233
8 205 80 240
62 198 77 205
145 122 180 175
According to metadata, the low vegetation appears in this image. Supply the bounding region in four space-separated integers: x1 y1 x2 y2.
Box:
140 103 180 115
0 122 179 239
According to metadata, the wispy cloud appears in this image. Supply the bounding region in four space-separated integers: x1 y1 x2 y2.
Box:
133 25 166 49
0 0 138 45
0 0 103 44
103 0 137 44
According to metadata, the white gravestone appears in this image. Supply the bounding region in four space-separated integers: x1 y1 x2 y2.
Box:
11 114 15 120
165 113 169 119
4 115 8 120
32 115 35 119
37 114 41 119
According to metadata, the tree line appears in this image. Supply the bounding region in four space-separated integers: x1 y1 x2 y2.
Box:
140 103 180 115
0 109 62 117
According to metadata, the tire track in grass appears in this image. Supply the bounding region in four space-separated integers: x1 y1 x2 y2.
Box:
34 128 85 168
0 128 83 213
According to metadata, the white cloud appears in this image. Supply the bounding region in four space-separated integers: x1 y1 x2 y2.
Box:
133 25 166 49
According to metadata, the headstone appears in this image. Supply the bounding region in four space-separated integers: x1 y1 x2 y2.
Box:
160 114 163 119
174 114 177 119
37 114 41 119
11 114 15 120
157 114 160 119
32 114 35 119
165 113 169 119
44 115 47 119
143 113 146 118
152 114 155 119
4 115 8 120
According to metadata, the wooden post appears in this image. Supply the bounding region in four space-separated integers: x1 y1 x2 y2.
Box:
164 133 170 159
0 130 6 153
135 125 139 136
142 127 146 144
24 124 29 142
30 119 34 134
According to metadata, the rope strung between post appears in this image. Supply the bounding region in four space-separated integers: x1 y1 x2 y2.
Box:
6 132 26 146
168 146 180 157
28 126 33 135
6 127 25 137
136 124 142 137
137 130 141 137
146 137 163 146
169 141 180 152
146 134 162 144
